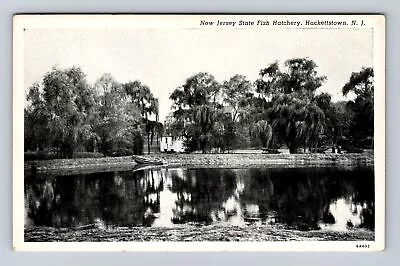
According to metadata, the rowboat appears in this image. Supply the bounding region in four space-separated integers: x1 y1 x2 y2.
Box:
132 155 164 165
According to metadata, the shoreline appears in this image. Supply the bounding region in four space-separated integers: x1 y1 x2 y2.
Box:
146 152 374 168
25 224 374 242
25 152 374 175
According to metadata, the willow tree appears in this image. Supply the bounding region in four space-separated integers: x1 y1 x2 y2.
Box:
250 120 273 149
195 105 222 153
170 72 222 153
124 80 160 154
25 66 96 158
256 58 328 153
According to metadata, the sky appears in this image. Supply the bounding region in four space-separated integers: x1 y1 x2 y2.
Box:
24 28 373 122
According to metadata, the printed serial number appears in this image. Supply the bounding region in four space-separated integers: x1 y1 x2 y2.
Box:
356 244 370 248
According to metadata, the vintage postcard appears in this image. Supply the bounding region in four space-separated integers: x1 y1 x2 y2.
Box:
13 14 385 251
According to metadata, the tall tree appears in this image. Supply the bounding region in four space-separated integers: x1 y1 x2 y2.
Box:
256 58 327 153
342 67 374 147
124 80 160 154
94 74 120 155
221 75 254 151
93 74 143 156
194 105 222 153
255 61 281 100
222 75 253 122
170 72 222 153
27 66 96 158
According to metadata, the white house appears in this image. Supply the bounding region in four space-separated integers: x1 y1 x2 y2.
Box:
160 136 185 153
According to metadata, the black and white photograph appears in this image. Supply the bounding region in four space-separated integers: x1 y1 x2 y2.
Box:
13 14 385 251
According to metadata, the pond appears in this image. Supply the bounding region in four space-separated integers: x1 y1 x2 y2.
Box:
25 166 374 232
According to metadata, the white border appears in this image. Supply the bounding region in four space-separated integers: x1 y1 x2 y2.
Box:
13 14 385 252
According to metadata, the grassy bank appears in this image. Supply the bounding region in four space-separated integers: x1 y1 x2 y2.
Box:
25 156 139 175
25 224 374 242
25 151 374 175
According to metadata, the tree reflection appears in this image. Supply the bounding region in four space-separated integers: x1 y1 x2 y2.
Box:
238 167 374 231
239 169 275 224
169 168 237 225
267 168 333 230
25 166 374 231
25 169 164 227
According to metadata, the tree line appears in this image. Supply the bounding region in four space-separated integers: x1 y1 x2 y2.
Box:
167 58 374 154
25 57 374 158
25 67 162 158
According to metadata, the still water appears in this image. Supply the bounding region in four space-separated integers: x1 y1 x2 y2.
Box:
25 166 374 231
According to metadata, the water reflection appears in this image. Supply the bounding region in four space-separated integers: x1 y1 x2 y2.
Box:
25 166 374 231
